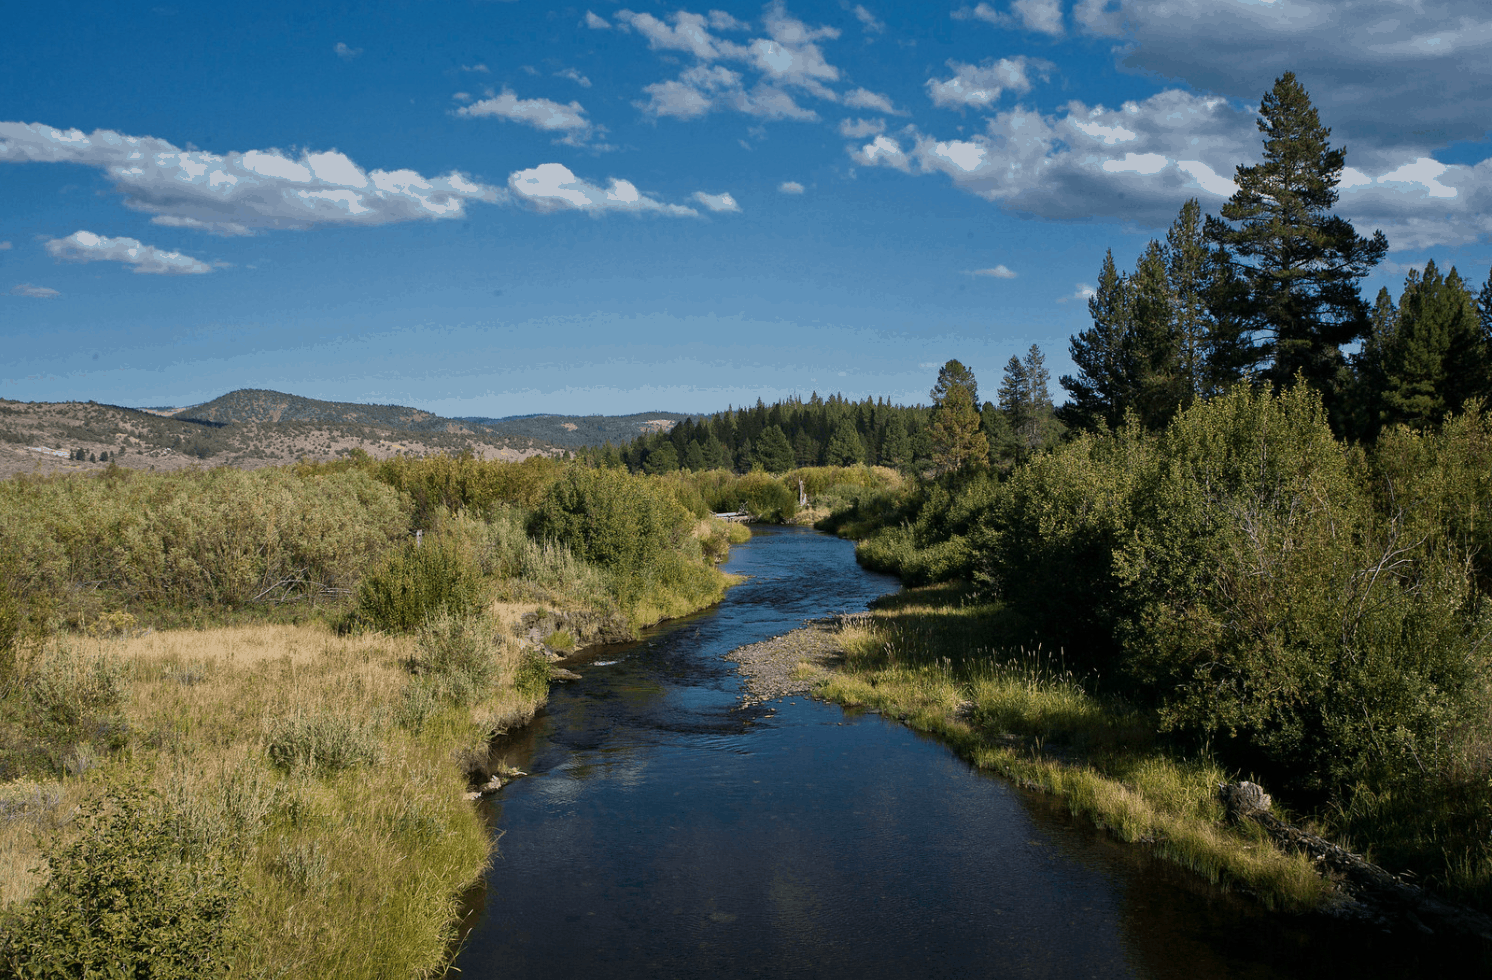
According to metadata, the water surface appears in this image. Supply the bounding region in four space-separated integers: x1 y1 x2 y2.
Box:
451 526 1456 979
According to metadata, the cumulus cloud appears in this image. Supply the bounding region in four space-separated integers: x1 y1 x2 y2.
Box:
847 88 1492 249
1059 283 1097 303
838 117 886 139
583 11 609 29
456 89 603 145
779 180 805 194
618 3 848 122
45 230 213 275
1072 0 1492 152
967 265 1017 278
334 42 362 61
927 58 1044 109
11 283 59 297
0 121 501 235
555 67 592 88
508 163 699 216
693 191 741 212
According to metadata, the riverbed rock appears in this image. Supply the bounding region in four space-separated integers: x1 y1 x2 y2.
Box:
1218 781 1272 819
549 667 582 682
723 618 850 706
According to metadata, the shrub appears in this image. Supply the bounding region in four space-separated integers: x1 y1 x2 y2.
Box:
354 538 487 634
0 787 243 979
26 645 126 730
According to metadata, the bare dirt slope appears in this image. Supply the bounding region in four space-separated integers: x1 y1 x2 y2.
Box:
0 398 558 480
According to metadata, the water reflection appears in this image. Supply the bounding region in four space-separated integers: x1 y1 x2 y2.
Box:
450 527 1461 979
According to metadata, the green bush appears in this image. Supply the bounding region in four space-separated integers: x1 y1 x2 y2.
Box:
353 538 487 634
0 788 243 979
1117 386 1485 795
26 646 126 730
265 711 382 775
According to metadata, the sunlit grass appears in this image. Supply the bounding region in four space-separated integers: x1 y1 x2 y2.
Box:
817 587 1328 911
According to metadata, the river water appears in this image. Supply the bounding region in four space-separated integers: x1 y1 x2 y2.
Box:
450 526 1456 979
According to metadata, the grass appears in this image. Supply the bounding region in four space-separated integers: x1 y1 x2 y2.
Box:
1 621 546 978
814 583 1329 912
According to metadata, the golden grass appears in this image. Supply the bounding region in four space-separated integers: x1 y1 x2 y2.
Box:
2 622 545 979
816 595 1329 912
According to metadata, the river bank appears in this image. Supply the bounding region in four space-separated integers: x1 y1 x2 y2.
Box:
728 581 1492 952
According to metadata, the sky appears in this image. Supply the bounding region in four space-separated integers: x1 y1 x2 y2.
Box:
3 0 1491 416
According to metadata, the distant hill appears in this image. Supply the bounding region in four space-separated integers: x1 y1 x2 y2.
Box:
181 389 488 435
460 412 691 447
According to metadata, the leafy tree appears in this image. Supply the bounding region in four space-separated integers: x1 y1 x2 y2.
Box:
756 424 795 473
930 363 989 473
1206 71 1388 402
823 419 865 466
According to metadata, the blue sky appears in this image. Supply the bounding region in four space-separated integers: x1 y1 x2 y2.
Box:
4 1 1490 415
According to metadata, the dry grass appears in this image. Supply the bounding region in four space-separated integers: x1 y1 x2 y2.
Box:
2 622 545 979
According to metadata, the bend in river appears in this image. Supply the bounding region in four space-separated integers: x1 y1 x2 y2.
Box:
450 526 1460 979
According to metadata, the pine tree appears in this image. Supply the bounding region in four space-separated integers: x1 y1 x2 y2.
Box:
1127 240 1186 429
931 359 978 406
1380 261 1481 429
929 383 987 474
734 437 755 472
1206 72 1388 401
684 441 707 471
823 419 865 466
879 414 912 470
1061 250 1131 430
756 425 795 473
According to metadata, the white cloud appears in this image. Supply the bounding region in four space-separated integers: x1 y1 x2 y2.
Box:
693 191 741 212
461 64 490 74
638 65 818 121
967 265 1017 278
1102 152 1169 176
0 121 501 234
850 134 911 172
334 42 362 61
45 230 213 275
1058 283 1096 304
618 3 846 122
778 180 805 194
851 4 885 33
843 88 903 114
555 67 592 88
927 58 1041 109
955 0 1063 35
1378 157 1457 199
584 11 610 29
456 89 598 145
0 241 11 249
10 283 59 298
508 163 699 216
838 117 885 139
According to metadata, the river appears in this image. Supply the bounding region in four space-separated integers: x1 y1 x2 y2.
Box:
449 525 1456 978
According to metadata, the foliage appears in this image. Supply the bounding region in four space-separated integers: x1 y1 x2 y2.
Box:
265 710 383 775
929 365 988 474
353 537 487 634
0 787 243 979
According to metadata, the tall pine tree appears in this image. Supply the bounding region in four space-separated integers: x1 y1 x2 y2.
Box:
1206 72 1387 404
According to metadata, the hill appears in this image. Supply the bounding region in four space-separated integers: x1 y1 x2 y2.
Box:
181 389 488 435
0 394 557 480
460 412 689 447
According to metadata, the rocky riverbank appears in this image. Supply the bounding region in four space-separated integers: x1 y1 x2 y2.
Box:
723 614 862 706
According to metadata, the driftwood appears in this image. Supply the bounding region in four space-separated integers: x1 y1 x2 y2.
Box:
1219 781 1492 941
